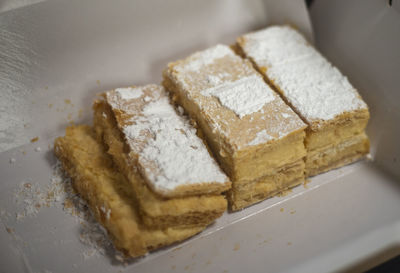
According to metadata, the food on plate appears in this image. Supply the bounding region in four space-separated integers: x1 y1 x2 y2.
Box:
54 25 371 257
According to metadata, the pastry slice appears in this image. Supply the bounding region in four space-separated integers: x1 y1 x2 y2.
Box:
163 44 307 210
98 84 230 198
236 25 370 176
93 100 227 228
54 125 204 257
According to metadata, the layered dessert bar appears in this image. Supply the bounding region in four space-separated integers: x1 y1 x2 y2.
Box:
236 26 370 176
93 84 229 227
163 44 307 210
54 125 204 257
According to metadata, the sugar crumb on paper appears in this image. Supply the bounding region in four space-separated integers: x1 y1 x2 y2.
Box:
3 161 119 261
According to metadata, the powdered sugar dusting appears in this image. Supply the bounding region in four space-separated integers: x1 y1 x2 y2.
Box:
176 44 234 73
248 130 272 146
201 75 275 118
115 87 143 100
206 74 223 85
106 85 228 193
240 26 367 123
246 101 302 147
167 44 306 149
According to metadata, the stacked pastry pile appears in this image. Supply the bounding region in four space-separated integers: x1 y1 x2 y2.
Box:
163 44 307 211
55 85 230 257
54 25 370 257
236 26 370 176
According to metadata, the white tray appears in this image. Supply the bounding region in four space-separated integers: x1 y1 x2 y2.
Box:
1 0 399 272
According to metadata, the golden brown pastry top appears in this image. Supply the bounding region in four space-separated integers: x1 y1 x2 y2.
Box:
237 26 369 130
165 44 306 154
104 84 230 198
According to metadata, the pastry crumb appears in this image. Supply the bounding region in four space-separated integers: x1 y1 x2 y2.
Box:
278 189 292 197
303 178 311 189
6 227 14 234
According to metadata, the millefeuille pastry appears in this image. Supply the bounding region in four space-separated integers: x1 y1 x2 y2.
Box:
236 25 370 176
54 125 204 257
54 25 372 258
163 44 307 210
93 84 230 227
